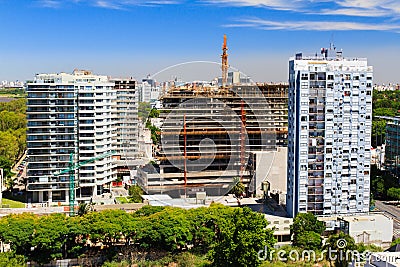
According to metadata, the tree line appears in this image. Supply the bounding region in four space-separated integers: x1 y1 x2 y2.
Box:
0 99 26 178
0 204 275 266
0 205 383 267
372 89 400 147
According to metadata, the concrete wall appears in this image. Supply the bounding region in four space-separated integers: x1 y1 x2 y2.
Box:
319 213 393 247
346 214 393 246
253 147 287 203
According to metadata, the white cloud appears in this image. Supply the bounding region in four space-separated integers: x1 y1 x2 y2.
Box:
225 17 400 31
204 0 302 11
37 0 62 8
318 8 389 17
95 0 124 9
37 0 180 9
207 0 400 33
204 0 400 18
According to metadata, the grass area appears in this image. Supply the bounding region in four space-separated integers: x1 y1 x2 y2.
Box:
1 198 25 208
115 196 131 204
0 94 26 99
0 88 26 96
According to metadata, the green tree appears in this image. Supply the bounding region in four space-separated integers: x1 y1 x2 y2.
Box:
81 209 129 247
357 243 382 253
30 213 69 263
376 179 385 196
77 202 93 216
0 99 26 114
387 187 400 200
228 177 245 198
0 131 18 162
12 128 27 158
0 213 36 257
138 102 151 122
291 213 325 249
391 237 400 247
0 156 13 178
0 203 280 265
324 232 356 267
133 205 165 217
148 108 160 118
142 107 161 145
0 99 27 174
145 121 160 145
0 252 26 267
294 231 322 250
128 185 144 203
65 215 88 258
135 207 193 251
210 206 276 267
371 165 400 200
372 119 386 147
0 111 26 132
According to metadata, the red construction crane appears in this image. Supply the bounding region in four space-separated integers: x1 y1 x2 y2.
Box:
183 114 187 197
221 34 228 88
240 100 246 182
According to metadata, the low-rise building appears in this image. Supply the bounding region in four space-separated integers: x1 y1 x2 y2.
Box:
319 213 393 247
265 214 292 246
363 252 400 267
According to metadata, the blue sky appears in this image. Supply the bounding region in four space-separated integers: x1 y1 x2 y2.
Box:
1 0 400 83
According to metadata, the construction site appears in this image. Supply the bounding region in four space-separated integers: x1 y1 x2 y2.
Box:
136 35 288 199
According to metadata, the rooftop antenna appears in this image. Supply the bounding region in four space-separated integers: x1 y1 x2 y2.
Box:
330 33 336 51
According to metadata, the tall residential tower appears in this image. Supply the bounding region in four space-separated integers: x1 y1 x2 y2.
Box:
27 70 117 204
287 50 373 217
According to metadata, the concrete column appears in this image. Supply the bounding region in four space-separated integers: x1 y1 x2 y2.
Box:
65 189 69 204
48 190 52 206
38 191 43 203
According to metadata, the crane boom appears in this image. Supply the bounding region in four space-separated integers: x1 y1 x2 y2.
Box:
53 151 116 176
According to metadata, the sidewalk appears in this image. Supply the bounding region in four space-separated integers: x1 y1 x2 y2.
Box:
11 151 27 174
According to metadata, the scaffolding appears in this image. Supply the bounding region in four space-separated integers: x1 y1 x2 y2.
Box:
136 83 288 198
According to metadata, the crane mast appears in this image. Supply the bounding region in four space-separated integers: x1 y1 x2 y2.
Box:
53 150 116 216
221 34 228 88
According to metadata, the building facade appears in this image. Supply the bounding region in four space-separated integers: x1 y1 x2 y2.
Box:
287 51 373 217
112 79 138 160
136 83 288 197
26 70 117 204
384 117 400 175
111 79 139 183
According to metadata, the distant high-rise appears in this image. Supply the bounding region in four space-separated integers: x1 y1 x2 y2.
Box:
26 70 117 204
111 78 139 182
112 79 138 160
286 50 373 217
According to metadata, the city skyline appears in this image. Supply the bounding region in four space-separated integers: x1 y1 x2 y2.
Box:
1 0 400 83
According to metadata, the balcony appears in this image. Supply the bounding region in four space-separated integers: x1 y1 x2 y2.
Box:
308 188 323 195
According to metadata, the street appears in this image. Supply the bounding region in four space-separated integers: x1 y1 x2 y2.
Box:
375 200 400 239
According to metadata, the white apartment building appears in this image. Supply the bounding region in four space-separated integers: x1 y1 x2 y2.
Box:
287 51 373 217
111 79 138 160
27 70 117 204
137 80 161 103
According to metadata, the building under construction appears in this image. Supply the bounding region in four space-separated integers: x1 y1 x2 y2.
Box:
136 82 288 197
136 36 288 198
